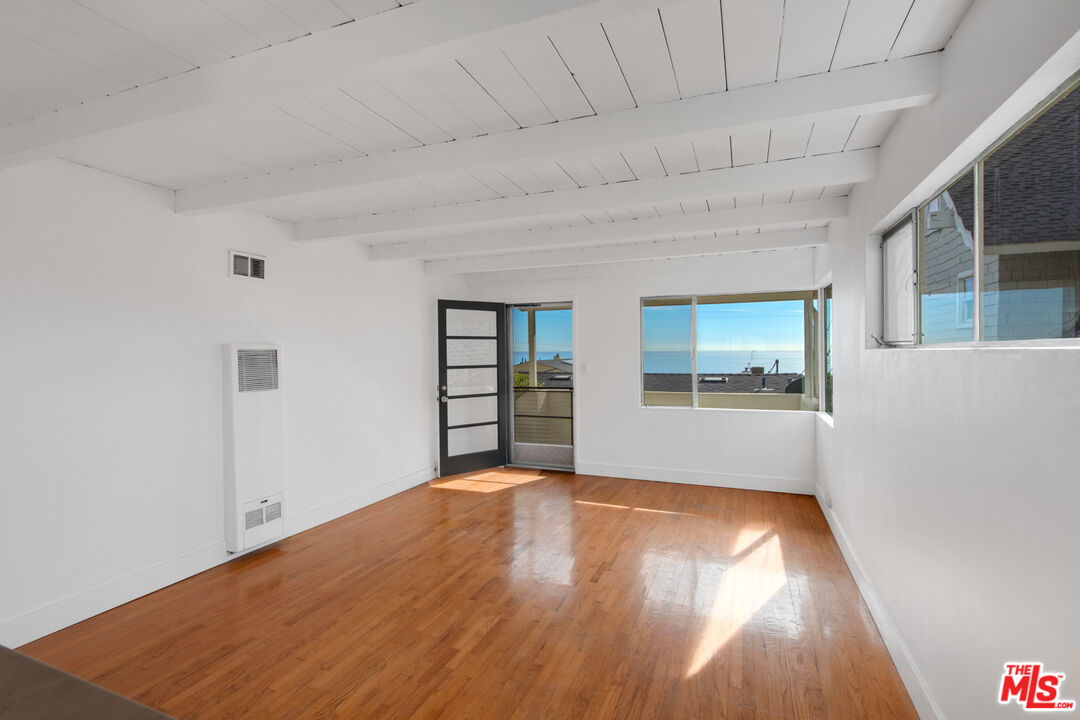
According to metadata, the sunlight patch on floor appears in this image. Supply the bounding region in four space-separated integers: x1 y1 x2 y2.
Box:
574 499 698 517
730 524 772 556
686 534 788 678
574 499 629 510
432 468 548 493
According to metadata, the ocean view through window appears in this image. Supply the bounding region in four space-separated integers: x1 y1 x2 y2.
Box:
642 292 819 411
510 304 574 469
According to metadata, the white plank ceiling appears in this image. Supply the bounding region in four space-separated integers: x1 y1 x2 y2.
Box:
0 0 973 273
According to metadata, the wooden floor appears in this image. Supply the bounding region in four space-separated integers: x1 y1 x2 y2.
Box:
20 469 917 720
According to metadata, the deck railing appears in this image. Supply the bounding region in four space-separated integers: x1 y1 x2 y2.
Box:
513 387 573 445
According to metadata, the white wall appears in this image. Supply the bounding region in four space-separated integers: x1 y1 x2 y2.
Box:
818 3 1080 719
0 159 463 647
466 248 820 494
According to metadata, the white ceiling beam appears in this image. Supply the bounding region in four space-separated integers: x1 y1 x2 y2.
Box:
299 150 876 243
177 53 938 214
425 228 828 274
370 197 846 260
0 0 676 168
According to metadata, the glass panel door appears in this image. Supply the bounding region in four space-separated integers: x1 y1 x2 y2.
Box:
438 301 508 476
509 303 574 470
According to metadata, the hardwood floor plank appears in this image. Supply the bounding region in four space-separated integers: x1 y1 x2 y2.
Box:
19 469 917 719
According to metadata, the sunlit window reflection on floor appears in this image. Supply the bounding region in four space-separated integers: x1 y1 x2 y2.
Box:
730 524 771 556
573 499 698 518
512 487 575 586
431 468 548 493
686 533 787 678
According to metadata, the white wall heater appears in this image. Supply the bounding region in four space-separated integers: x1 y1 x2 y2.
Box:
223 344 285 553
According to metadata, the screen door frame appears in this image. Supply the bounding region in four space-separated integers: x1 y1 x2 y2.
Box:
438 299 509 477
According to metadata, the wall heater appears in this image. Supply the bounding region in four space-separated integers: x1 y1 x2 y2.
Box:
223 344 285 553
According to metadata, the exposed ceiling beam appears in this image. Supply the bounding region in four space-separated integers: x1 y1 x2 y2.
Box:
177 53 938 214
0 0 675 168
424 228 828 274
299 150 876 243
369 197 846 260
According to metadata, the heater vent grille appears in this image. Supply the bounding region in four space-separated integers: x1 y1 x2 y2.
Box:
245 508 264 530
237 349 278 392
264 502 282 522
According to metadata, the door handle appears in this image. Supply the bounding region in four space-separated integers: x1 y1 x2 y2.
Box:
440 396 448 403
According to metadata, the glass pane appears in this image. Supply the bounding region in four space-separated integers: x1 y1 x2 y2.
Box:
696 298 807 410
447 338 496 366
824 285 834 415
446 308 496 336
920 170 976 344
883 219 916 343
642 298 692 407
511 307 573 388
982 84 1080 341
447 367 497 396
448 395 498 427
447 424 498 456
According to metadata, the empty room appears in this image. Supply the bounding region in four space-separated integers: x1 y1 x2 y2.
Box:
1 1 1078 719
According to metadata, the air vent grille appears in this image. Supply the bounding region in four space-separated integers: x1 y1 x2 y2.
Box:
245 508 264 530
231 251 266 279
264 502 282 522
249 257 265 279
238 349 279 392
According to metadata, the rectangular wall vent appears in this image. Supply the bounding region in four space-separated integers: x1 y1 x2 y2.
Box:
237 348 279 392
231 251 266 279
245 508 264 530
264 502 282 522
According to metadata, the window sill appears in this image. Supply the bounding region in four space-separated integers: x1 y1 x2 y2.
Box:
817 412 835 428
870 337 1080 351
639 404 820 415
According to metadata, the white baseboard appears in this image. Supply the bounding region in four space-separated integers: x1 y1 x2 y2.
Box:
814 485 944 720
1 466 436 649
575 460 814 495
2 541 230 649
287 466 435 536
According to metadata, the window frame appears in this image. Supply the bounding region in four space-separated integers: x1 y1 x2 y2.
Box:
822 284 834 416
639 290 821 412
881 210 919 345
890 69 1080 347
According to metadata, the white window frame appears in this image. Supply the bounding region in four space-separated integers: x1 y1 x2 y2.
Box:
639 291 820 412
881 211 919 345
881 69 1080 348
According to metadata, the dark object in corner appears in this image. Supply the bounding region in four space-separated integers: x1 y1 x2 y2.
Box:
0 645 174 719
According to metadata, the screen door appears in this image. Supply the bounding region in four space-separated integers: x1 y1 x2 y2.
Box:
438 300 508 476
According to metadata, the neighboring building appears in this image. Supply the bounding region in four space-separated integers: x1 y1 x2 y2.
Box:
921 174 978 344
923 88 1080 342
643 373 802 394
513 353 573 376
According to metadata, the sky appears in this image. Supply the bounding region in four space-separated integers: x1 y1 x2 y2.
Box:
509 301 807 363
512 308 573 360
643 300 806 353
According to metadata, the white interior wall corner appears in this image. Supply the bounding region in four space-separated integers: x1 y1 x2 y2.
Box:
818 3 1080 719
0 159 456 646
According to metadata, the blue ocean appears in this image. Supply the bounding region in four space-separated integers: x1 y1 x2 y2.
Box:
516 350 805 374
